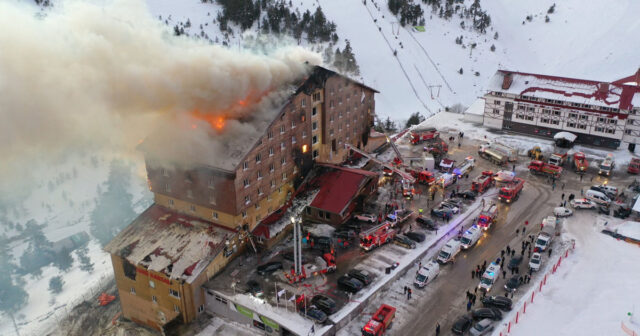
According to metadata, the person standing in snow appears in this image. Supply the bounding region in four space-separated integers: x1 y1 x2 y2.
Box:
436 323 440 335
471 270 475 279
548 248 553 257
466 300 472 311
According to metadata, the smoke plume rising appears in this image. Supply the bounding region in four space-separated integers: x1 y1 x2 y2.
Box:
0 0 321 201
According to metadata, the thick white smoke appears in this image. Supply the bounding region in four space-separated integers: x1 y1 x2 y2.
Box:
0 0 321 201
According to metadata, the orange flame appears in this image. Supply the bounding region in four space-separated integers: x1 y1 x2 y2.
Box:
190 110 226 131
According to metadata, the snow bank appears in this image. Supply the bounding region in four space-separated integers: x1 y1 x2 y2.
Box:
614 221 640 241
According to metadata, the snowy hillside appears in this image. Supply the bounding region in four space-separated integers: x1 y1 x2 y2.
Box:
145 0 640 122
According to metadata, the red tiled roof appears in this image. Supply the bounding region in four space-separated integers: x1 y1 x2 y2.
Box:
310 166 375 215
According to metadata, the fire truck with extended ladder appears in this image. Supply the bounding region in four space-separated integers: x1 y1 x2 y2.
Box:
471 171 494 193
497 178 524 203
359 222 396 251
477 203 498 230
284 252 337 284
410 127 439 145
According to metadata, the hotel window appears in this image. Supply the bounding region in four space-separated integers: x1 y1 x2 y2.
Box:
255 203 260 209
152 296 157 303
212 212 219 219
281 142 285 149
626 129 632 135
280 125 285 134
162 168 169 177
580 115 588 120
568 122 576 128
300 112 306 122
149 280 155 289
541 118 549 124
330 114 334 122
551 119 560 125
244 196 251 204
189 204 196 212
526 115 534 121
312 107 317 116
291 120 296 128
527 107 535 112
198 305 205 313
330 100 335 108
209 194 216 205
312 121 318 131
493 109 499 115
258 188 263 196
330 129 334 136
243 161 249 170
494 100 501 105
609 119 617 124
301 98 306 107
595 126 604 132
553 111 561 116
169 289 180 299
268 131 273 139
577 124 587 130
313 150 319 159
270 180 275 188
269 147 274 156
312 135 318 145
282 172 287 180
302 130 307 138
312 92 321 102
542 109 551 115
292 136 296 144
281 157 286 165
130 287 136 295
242 211 247 218
208 177 215 189
257 170 263 179
243 179 250 188
165 183 171 192
606 128 615 134
517 105 525 110
174 305 180 313
168 199 174 207
598 117 606 123
186 189 193 198
569 113 577 118
255 154 261 163
269 163 275 173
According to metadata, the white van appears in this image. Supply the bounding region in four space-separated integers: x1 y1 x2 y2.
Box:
585 189 611 206
414 260 440 288
437 239 461 264
460 225 482 249
478 262 501 293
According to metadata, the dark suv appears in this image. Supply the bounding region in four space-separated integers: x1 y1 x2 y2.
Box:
311 294 337 315
416 216 437 230
481 296 512 311
471 307 502 321
451 315 473 335
256 261 283 276
337 275 364 293
348 269 373 286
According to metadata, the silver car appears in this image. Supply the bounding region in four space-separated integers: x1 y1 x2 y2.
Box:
470 318 495 336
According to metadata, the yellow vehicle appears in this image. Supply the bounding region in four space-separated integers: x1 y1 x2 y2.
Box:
528 146 544 160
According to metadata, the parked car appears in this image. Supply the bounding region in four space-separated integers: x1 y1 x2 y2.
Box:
246 280 263 297
311 294 337 315
282 252 308 264
471 307 502 321
457 190 478 200
354 213 377 223
348 269 374 286
451 315 473 335
393 235 417 249
416 216 437 230
553 207 573 217
300 307 327 324
504 275 523 293
443 198 464 207
570 198 596 209
405 231 426 243
337 275 363 293
431 207 455 219
481 296 512 311
529 252 542 271
310 235 333 250
470 318 496 336
345 221 362 233
590 185 617 199
597 205 610 215
333 228 356 240
439 201 460 214
256 261 283 276
614 206 632 219
508 255 523 270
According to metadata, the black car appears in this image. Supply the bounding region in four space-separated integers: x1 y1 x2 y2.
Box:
310 235 333 250
333 228 357 240
597 205 610 215
246 280 263 297
482 296 513 311
345 222 362 233
416 216 437 230
337 275 364 293
471 307 503 321
282 251 309 264
614 206 632 219
348 269 373 286
451 315 473 335
256 261 283 276
457 190 478 200
300 307 327 324
431 207 454 219
405 231 426 243
311 294 337 315
508 255 523 270
393 235 417 249
504 275 523 293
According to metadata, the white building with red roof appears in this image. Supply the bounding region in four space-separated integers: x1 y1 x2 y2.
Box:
482 69 640 149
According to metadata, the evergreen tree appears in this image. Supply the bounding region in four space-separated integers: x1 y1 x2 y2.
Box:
52 247 74 272
342 40 360 75
19 220 55 276
76 246 94 273
90 160 137 246
384 117 397 132
405 112 425 128
333 48 344 71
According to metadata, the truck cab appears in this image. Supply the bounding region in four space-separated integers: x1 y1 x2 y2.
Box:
628 158 640 174
598 154 615 176
362 304 396 336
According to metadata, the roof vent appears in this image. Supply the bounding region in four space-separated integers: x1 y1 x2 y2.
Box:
502 73 513 90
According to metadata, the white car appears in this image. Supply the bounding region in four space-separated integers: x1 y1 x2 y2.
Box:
553 207 573 217
529 253 542 271
354 213 376 223
570 198 596 209
439 201 460 214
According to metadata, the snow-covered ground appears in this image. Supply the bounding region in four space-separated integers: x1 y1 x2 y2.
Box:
494 215 640 336
612 220 640 241
0 153 152 336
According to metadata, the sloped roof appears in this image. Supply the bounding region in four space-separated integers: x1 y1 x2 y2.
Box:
104 204 234 283
487 70 640 111
309 165 377 215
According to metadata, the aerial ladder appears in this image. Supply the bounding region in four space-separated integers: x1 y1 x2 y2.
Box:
344 144 415 183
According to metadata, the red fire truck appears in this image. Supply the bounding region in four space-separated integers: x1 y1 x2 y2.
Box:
362 304 396 336
359 222 396 251
572 152 589 173
498 178 524 203
628 158 640 174
410 127 439 145
285 252 337 283
528 160 562 178
477 204 498 230
471 171 494 193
